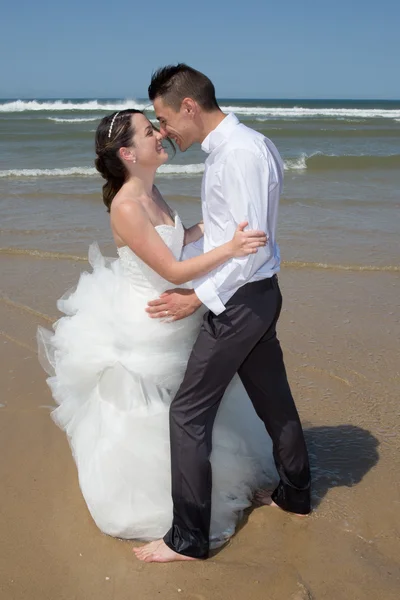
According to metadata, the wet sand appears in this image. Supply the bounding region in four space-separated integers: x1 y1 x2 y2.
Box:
1 252 399 599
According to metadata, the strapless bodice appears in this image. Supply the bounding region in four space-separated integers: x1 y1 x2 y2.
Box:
116 212 185 295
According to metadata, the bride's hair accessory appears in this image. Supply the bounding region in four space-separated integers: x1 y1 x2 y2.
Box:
108 112 120 138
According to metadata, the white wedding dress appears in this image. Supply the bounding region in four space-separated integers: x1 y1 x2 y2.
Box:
37 211 276 547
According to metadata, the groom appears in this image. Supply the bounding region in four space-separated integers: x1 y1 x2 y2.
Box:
134 64 311 563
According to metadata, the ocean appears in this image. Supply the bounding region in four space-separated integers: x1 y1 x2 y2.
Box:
1 98 399 269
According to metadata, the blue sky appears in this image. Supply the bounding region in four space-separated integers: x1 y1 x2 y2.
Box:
2 0 399 99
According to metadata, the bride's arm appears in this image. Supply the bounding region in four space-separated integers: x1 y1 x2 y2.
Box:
183 221 204 245
111 201 266 286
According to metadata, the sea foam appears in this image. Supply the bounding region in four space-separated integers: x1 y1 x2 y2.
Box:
1 100 400 120
48 117 99 123
1 153 398 179
0 164 205 178
0 100 149 113
0 167 96 178
221 105 400 119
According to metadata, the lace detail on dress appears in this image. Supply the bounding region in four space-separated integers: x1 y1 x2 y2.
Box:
116 212 185 294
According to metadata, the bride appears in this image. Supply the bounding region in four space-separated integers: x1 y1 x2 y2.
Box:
37 109 276 547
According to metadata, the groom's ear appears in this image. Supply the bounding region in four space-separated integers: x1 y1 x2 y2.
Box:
181 97 197 117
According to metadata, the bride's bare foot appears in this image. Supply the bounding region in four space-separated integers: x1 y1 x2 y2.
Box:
133 540 198 563
253 489 308 517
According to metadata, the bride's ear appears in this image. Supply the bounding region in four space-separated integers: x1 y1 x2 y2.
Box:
119 147 136 164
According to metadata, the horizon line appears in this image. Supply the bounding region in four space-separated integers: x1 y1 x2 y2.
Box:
1 96 400 103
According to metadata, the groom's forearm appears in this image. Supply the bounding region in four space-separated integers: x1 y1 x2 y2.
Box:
183 222 204 245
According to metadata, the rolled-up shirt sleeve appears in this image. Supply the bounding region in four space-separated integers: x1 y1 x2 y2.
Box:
193 148 276 315
180 236 204 261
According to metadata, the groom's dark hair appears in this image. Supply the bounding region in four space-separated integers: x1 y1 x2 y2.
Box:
148 64 220 112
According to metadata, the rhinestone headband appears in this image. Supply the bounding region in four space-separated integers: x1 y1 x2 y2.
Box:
108 112 120 138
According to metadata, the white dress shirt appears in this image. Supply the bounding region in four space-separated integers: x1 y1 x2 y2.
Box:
193 113 284 315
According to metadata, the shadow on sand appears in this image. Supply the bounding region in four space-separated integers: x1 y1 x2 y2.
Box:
211 424 380 556
304 424 379 507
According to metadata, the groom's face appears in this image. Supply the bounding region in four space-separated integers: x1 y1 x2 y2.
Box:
153 97 195 152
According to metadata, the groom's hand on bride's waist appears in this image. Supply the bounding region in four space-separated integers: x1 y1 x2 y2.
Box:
146 289 202 322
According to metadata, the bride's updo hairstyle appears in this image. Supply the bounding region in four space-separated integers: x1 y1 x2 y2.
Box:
95 109 143 212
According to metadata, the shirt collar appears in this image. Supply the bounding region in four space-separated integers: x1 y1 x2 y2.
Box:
201 113 240 154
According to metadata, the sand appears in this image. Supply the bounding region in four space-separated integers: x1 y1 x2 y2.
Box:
1 253 399 600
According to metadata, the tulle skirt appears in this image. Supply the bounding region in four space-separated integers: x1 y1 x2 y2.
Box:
37 244 275 545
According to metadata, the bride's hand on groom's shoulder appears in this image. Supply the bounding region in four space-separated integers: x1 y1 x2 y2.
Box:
146 289 202 322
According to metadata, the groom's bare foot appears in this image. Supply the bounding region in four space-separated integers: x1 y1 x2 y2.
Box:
133 540 198 563
253 489 308 517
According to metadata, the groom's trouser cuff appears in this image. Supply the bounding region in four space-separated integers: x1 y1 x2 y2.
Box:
163 500 211 559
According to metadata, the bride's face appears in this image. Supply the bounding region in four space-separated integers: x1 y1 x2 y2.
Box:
130 114 168 168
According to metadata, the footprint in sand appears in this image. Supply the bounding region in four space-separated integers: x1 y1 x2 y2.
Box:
291 582 314 600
